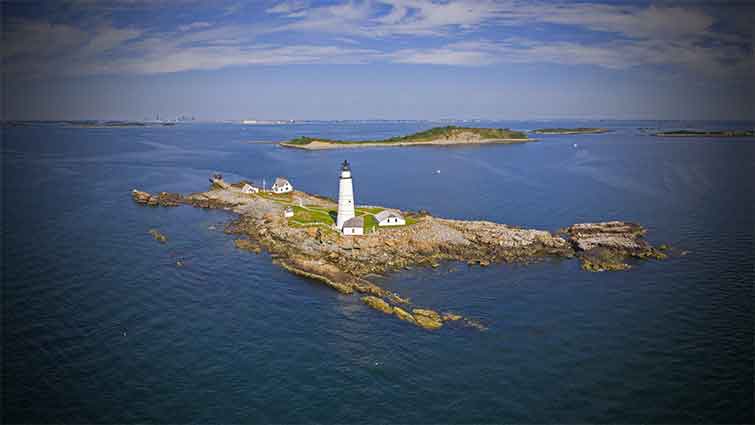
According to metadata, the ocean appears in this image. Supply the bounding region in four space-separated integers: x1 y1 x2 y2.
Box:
2 120 753 423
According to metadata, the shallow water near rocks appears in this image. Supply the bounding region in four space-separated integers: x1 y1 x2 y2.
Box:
3 120 753 423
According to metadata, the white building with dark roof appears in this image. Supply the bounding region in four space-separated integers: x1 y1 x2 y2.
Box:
271 177 293 194
241 183 259 194
375 210 405 227
342 216 364 235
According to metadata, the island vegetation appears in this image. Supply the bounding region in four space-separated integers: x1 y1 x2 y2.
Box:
531 127 609 135
653 129 754 137
280 126 531 149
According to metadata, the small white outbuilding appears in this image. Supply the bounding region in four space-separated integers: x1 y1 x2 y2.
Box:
271 177 293 194
342 216 364 235
284 206 294 218
375 210 405 227
241 183 259 194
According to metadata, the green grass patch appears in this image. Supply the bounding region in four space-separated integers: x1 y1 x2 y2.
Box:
257 191 293 203
363 215 378 233
284 126 528 145
290 205 334 225
356 207 384 215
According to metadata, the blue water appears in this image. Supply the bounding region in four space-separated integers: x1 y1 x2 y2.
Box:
2 121 753 423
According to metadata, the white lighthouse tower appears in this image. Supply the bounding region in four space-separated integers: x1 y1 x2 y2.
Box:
336 160 355 230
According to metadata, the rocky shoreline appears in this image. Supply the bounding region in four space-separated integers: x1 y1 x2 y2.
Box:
131 183 668 330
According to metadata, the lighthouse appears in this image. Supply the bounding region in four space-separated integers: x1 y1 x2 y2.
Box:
336 160 355 230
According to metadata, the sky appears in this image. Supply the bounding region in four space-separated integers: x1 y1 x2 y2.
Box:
1 0 753 121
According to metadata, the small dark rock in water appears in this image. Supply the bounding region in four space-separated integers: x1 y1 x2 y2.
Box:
463 318 488 331
148 229 167 243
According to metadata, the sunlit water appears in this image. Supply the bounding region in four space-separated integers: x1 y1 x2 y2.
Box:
2 121 753 423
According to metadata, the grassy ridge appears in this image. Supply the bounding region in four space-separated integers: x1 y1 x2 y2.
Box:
285 126 528 145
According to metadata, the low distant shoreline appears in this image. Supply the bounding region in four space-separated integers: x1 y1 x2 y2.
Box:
2 120 179 128
653 129 754 138
531 127 609 135
279 126 535 150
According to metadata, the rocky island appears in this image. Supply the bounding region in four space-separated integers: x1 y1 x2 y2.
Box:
531 127 609 135
131 169 668 331
279 126 532 149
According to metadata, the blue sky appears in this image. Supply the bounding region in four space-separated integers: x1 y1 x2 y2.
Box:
2 0 753 120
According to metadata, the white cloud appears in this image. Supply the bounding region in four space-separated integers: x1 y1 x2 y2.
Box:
267 0 310 14
178 21 213 32
387 37 752 78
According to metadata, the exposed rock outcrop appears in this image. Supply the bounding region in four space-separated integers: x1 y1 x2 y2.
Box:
412 309 443 330
132 189 183 207
362 296 394 315
564 222 666 272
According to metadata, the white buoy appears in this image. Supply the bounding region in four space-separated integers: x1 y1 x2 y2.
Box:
573 143 578 148
435 169 441 174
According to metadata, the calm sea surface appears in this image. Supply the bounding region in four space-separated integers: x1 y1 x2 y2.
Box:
2 121 753 423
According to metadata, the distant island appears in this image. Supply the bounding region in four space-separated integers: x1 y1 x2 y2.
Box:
280 126 531 149
653 129 754 138
531 128 609 135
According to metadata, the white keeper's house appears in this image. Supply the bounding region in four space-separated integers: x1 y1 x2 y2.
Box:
342 216 364 235
375 210 405 226
271 177 293 194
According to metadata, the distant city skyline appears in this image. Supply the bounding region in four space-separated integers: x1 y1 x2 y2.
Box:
2 0 753 121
